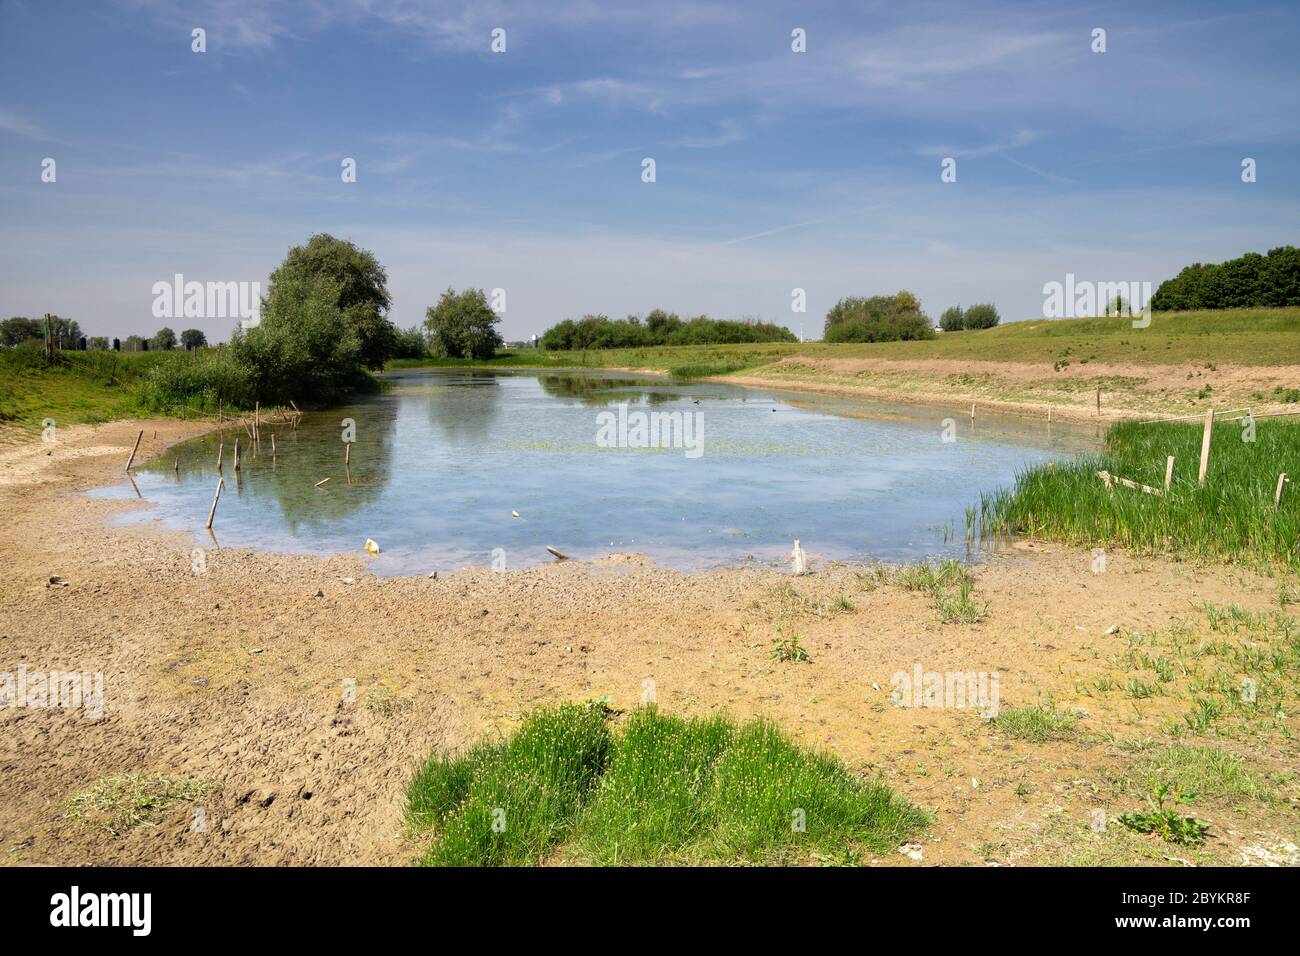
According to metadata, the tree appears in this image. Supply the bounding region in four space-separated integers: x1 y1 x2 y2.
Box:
180 328 208 350
424 288 503 360
233 271 364 404
87 336 109 350
266 233 397 369
939 306 964 331
153 327 178 350
962 304 1000 330
123 335 146 352
0 317 42 346
43 315 82 349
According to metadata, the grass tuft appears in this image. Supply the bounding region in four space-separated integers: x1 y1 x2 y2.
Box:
408 705 926 866
64 772 215 835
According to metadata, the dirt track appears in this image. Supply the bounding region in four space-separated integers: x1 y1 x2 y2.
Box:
0 419 1294 866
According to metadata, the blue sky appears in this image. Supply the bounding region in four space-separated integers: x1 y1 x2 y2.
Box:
2 0 1297 342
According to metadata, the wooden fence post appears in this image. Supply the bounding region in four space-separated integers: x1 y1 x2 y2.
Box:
1276 473 1289 510
1198 408 1214 487
1164 455 1175 492
124 429 144 472
206 477 224 529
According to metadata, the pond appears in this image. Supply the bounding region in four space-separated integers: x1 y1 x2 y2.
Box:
92 369 1099 574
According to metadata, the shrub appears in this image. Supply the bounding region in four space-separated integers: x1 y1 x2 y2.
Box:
137 347 255 413
961 303 1000 330
823 292 936 342
939 306 964 331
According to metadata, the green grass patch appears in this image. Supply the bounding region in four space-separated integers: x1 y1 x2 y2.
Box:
892 559 988 624
980 417 1300 566
1135 745 1267 802
992 703 1079 742
407 705 926 866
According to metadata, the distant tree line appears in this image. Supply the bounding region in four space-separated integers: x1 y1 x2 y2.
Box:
1150 246 1300 311
540 311 797 350
0 316 208 352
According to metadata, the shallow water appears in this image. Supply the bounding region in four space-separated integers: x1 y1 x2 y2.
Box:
92 369 1099 574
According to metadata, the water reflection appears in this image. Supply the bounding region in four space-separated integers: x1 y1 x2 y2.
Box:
92 368 1098 575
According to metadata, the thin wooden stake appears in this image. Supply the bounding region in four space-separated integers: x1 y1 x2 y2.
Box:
271 433 276 460
124 429 144 472
1164 455 1175 492
1095 387 1101 416
1276 473 1289 510
206 476 225 529
1047 405 1052 424
1198 408 1214 487
314 477 331 488
970 403 976 420
345 443 351 465
216 440 224 472
234 438 241 472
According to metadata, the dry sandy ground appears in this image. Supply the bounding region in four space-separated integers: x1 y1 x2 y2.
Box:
1 419 1295 866
724 357 1300 424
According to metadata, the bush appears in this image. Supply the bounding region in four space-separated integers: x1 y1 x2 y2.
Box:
823 292 935 342
137 347 255 413
939 306 964 331
962 303 1000 330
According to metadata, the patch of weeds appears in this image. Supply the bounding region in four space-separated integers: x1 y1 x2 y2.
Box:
771 624 812 663
364 685 413 717
64 772 216 836
992 703 1079 742
894 559 986 624
1116 785 1210 846
1136 745 1267 802
937 577 988 624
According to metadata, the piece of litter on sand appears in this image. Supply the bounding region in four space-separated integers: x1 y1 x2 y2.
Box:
899 842 924 862
428 571 438 579
48 576 69 587
1104 625 1120 635
340 577 356 585
364 538 380 555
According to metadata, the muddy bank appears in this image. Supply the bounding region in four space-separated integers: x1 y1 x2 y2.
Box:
0 418 1293 866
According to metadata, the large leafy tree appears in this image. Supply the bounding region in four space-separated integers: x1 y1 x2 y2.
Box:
424 288 503 360
0 317 42 346
180 328 208 350
152 327 178 350
265 233 397 369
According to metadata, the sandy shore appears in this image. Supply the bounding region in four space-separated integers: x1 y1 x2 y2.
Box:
1 418 1295 866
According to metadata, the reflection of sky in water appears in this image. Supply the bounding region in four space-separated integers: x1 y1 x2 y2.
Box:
90 369 1099 575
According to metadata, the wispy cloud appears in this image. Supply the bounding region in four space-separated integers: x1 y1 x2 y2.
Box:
0 108 51 141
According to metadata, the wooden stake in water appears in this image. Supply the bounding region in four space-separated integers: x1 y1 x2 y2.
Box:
1164 455 1175 492
233 438 241 472
345 442 351 466
1198 407 1214 487
1276 473 1289 510
124 429 144 472
970 403 976 420
216 439 224 472
271 433 276 460
206 476 225 529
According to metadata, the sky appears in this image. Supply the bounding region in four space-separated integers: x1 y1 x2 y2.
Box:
1 0 1298 343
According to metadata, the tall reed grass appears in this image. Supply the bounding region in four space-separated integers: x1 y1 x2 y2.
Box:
979 418 1300 566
